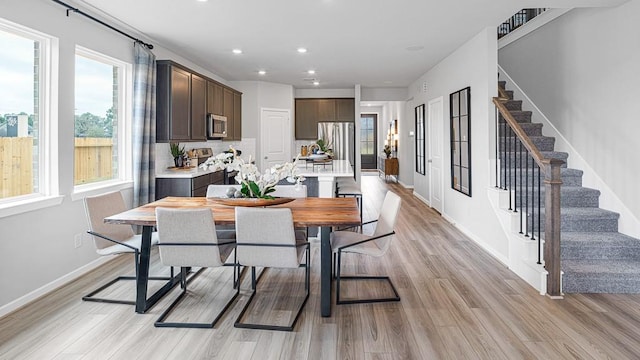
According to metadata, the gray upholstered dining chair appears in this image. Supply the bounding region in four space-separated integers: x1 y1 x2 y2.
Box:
272 184 308 238
154 207 239 328
331 190 402 305
206 184 242 237
83 191 169 305
233 207 310 331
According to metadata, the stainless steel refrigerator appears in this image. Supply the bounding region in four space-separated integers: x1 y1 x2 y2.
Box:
317 122 355 166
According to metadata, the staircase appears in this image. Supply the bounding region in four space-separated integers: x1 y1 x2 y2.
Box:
498 80 640 293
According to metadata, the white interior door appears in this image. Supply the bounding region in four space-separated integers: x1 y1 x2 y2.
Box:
428 97 444 213
260 108 291 171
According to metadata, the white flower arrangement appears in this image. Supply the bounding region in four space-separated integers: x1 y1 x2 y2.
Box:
200 146 305 198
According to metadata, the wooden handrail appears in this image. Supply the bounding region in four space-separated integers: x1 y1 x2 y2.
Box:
493 97 548 171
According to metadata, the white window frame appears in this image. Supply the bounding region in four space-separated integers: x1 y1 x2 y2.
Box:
0 18 62 218
72 46 133 198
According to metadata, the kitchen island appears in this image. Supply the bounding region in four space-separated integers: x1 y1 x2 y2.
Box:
295 159 354 198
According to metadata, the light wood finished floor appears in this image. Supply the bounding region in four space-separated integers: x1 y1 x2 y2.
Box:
3 174 640 359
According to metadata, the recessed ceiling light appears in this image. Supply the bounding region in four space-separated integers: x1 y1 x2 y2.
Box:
232 49 242 54
258 70 266 75
196 0 207 2
307 70 315 75
297 47 308 53
313 81 320 86
406 45 424 52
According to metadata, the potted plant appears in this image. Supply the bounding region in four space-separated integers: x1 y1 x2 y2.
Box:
170 142 185 167
383 145 392 158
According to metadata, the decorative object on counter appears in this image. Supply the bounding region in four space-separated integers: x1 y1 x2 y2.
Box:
316 138 328 153
308 143 320 154
383 144 392 158
209 196 295 207
301 145 308 157
170 142 186 167
200 146 305 199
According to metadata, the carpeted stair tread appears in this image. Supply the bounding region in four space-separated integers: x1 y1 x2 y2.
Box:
500 168 583 186
499 135 556 151
533 207 620 233
501 151 568 168
501 122 542 136
562 232 640 260
514 186 600 208
563 259 640 293
499 111 532 123
504 100 522 111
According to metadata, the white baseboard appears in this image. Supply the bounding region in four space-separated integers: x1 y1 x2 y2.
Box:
0 256 111 318
413 191 430 206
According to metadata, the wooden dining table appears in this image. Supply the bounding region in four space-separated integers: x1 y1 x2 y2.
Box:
104 196 361 317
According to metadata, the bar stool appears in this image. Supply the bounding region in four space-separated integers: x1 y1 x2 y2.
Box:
335 177 363 224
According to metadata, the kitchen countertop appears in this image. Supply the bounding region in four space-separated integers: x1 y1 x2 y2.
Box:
156 159 353 179
155 166 221 179
295 159 353 178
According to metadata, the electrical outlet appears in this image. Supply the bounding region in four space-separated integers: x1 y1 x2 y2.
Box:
74 234 82 248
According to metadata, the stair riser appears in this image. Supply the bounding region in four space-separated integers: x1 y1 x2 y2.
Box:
498 123 543 137
562 246 640 260
499 112 532 123
563 275 640 293
499 137 556 152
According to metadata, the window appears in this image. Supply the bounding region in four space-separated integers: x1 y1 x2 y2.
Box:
450 87 471 196
0 18 57 209
415 104 425 175
74 47 131 189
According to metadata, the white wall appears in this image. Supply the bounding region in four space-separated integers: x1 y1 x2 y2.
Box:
408 28 508 262
499 1 640 237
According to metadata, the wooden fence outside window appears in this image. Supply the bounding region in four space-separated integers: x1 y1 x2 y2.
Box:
0 137 114 198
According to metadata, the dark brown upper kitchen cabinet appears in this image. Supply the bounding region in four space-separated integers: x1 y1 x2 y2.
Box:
157 60 241 142
232 92 242 140
156 62 191 141
207 81 224 115
295 99 319 140
295 98 355 139
190 73 207 141
335 98 355 122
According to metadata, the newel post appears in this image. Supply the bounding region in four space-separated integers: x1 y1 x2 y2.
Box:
543 158 564 298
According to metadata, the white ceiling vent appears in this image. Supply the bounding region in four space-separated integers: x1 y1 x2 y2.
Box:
422 81 428 93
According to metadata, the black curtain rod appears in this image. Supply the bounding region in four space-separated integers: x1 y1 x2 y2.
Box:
51 0 154 49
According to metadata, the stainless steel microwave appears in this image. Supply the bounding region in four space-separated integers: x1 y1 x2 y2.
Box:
207 114 227 139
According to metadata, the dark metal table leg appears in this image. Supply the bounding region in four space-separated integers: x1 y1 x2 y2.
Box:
135 225 152 313
320 226 332 317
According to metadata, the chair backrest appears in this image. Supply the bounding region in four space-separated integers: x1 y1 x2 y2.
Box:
271 185 307 198
372 191 402 252
155 207 226 268
235 207 299 268
84 191 135 250
206 184 242 198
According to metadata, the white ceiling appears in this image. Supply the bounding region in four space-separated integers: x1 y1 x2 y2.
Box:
75 0 625 89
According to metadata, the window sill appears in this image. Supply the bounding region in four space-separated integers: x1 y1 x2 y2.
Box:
71 181 134 202
0 195 65 219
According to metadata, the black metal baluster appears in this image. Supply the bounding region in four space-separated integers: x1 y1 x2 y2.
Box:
502 117 507 190
531 160 536 242
525 147 529 237
513 133 522 212
537 165 542 264
518 141 523 233
507 127 512 210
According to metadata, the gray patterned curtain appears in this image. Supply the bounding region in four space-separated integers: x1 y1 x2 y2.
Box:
132 43 156 207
